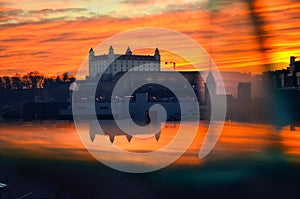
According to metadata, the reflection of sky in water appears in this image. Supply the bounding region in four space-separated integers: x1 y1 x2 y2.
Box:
1 121 300 167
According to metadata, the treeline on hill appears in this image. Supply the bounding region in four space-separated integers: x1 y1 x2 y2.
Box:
0 71 76 90
0 72 76 120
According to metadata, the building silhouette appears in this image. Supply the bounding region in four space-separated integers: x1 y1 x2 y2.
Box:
262 56 300 129
238 82 251 101
269 56 300 89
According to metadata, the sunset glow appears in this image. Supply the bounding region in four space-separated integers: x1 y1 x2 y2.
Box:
1 0 300 76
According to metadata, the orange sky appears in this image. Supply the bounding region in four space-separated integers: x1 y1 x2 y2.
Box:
0 0 300 76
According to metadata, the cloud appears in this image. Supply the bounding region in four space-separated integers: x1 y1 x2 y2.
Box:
120 0 155 5
41 32 75 43
0 7 97 26
0 1 11 6
0 46 7 51
0 37 29 43
164 2 203 12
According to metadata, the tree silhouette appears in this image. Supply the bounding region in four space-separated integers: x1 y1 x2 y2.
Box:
11 73 23 90
62 72 76 83
28 71 44 89
0 72 75 90
22 74 32 89
43 77 55 88
63 72 69 82
2 76 11 90
0 77 4 90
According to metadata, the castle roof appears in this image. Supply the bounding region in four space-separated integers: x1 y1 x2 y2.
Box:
91 54 157 61
117 55 157 61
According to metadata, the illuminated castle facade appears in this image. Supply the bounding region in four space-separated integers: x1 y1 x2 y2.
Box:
88 46 160 77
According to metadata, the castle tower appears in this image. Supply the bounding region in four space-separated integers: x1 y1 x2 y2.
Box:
89 48 94 77
108 45 114 54
205 71 216 104
108 45 115 60
154 48 160 63
125 47 132 55
89 48 94 57
89 48 94 62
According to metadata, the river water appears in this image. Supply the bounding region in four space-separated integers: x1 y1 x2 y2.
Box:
1 121 300 198
0 121 299 166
